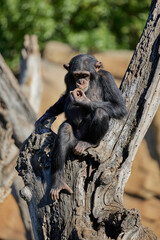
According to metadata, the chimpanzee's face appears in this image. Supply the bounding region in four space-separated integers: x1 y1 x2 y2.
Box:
63 54 103 92
73 71 90 92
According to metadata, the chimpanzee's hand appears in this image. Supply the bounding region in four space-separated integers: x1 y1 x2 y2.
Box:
70 88 90 105
34 113 51 128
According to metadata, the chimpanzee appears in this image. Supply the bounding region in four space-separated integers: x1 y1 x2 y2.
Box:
35 54 127 200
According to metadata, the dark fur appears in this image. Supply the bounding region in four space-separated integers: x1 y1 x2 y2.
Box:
36 54 127 197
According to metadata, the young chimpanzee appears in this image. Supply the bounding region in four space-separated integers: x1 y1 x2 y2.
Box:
35 54 127 200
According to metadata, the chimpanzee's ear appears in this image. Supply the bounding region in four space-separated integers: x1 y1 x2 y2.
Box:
95 61 103 72
63 63 70 71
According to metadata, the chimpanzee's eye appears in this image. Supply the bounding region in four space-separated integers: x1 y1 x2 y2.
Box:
74 73 89 79
82 74 89 78
74 74 79 79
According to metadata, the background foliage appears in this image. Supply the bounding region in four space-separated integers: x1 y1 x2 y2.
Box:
0 0 150 69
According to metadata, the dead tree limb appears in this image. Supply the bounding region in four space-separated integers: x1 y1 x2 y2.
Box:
0 53 36 147
16 1 160 239
19 35 42 114
0 52 36 197
0 123 18 202
0 52 36 238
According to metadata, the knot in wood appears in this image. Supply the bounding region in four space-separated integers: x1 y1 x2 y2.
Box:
20 186 32 202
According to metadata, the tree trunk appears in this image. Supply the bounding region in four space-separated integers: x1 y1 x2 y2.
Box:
0 123 18 203
0 52 37 238
0 54 36 147
12 34 42 240
0 51 36 198
16 1 160 239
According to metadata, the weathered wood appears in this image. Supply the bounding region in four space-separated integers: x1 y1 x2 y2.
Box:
0 123 18 202
12 175 35 240
16 1 160 239
0 52 36 237
0 52 36 200
0 53 36 147
19 35 42 114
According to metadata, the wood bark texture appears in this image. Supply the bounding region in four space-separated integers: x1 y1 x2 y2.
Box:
0 53 36 236
0 52 36 199
0 53 36 147
16 1 160 239
0 123 18 202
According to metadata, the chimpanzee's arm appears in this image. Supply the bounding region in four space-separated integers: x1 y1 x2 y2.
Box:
78 70 127 119
45 94 68 117
35 94 67 126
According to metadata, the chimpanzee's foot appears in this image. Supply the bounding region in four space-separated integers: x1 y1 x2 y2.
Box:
50 180 73 201
73 141 97 155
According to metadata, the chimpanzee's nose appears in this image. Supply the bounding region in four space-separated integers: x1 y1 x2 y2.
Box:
79 79 84 84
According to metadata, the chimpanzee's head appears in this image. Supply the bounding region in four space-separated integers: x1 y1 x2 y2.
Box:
64 54 102 92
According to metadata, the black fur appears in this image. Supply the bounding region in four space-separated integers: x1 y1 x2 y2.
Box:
36 54 127 198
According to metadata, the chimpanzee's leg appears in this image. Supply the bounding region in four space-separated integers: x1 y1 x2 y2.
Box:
50 121 77 200
74 108 109 154
87 108 109 143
